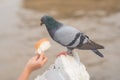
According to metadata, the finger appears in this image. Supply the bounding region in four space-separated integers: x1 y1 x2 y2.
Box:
31 54 39 60
39 53 44 60
41 56 48 65
31 55 37 60
36 54 40 60
35 53 44 60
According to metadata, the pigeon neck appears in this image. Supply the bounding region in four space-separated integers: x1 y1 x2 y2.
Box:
45 21 62 38
45 20 62 30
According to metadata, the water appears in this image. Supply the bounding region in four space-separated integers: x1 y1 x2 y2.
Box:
0 0 120 80
0 0 20 32
0 0 57 80
0 0 21 52
0 0 35 80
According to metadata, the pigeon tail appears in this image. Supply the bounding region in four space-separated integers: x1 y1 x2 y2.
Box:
77 40 104 50
92 49 104 57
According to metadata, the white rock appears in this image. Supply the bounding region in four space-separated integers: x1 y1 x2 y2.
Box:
35 52 90 80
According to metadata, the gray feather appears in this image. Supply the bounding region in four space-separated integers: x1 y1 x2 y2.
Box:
53 26 81 47
77 40 104 50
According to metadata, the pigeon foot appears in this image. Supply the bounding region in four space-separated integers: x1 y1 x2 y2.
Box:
57 51 68 57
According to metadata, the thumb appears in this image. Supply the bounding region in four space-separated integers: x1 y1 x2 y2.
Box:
32 54 40 60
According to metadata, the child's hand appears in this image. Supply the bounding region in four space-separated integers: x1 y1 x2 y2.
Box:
18 53 47 80
25 53 48 73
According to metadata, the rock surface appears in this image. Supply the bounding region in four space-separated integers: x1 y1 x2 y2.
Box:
35 52 90 80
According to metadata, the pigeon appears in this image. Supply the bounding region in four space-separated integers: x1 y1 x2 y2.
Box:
40 15 104 57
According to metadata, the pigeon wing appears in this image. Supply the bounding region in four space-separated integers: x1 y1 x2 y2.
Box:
53 26 81 47
77 40 104 50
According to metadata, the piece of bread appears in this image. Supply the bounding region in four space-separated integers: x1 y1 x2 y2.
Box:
35 38 51 54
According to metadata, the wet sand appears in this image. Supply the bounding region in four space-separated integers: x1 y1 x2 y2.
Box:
0 0 120 80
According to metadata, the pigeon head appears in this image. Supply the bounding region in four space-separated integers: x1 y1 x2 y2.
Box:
40 15 51 26
40 15 62 30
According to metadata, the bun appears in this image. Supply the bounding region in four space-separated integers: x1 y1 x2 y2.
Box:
35 38 51 54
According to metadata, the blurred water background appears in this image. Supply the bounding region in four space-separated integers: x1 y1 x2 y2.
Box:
0 0 120 80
